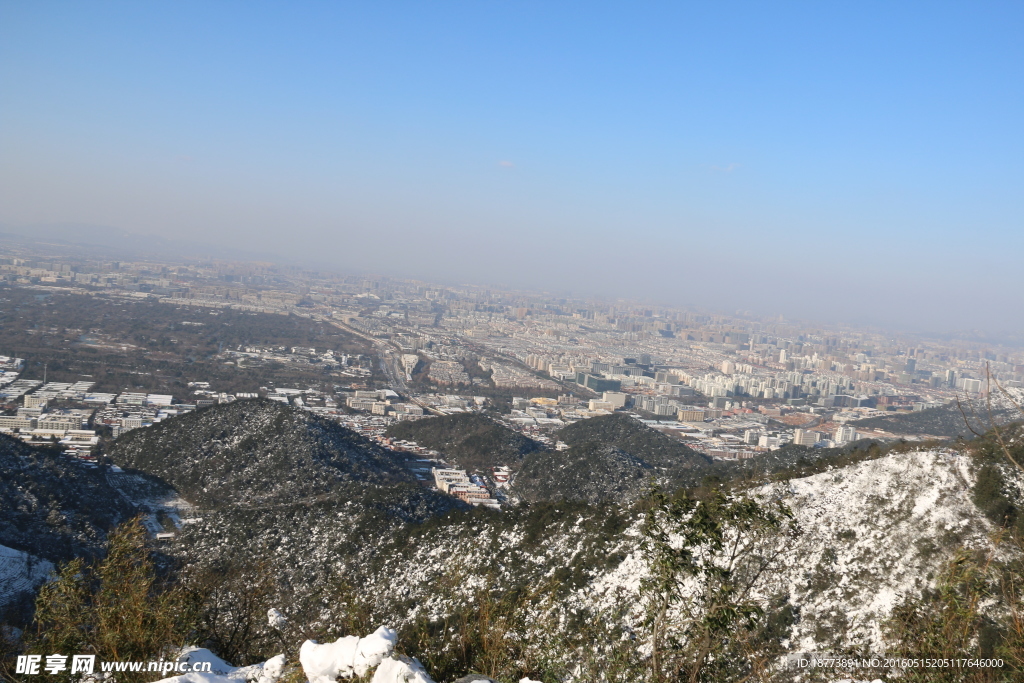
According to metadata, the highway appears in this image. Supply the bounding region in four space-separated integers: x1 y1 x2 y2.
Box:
327 318 445 413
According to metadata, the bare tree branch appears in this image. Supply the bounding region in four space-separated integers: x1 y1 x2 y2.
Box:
984 363 1024 474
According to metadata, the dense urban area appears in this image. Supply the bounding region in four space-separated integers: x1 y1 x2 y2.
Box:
1 237 1019 508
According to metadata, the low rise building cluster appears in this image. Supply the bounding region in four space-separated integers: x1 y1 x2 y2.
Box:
427 360 471 386
432 467 500 509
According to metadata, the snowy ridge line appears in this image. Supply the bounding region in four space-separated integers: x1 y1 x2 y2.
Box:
362 448 1004 654
581 448 1004 652
170 444 1016 664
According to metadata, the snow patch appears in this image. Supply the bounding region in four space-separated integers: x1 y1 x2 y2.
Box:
267 607 288 629
176 647 235 675
370 655 435 683
155 628 432 683
300 626 399 682
0 544 54 609
151 649 284 683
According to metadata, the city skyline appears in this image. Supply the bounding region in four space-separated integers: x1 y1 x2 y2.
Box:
1 240 1020 458
3 226 1024 348
2 2 1022 332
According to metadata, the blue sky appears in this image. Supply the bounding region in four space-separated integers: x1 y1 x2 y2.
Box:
1 1 1022 331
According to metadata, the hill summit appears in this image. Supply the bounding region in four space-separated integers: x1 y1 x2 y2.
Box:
513 413 714 503
385 412 543 471
109 399 419 509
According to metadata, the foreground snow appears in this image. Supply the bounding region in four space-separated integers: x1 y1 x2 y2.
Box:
154 623 434 683
146 647 282 683
300 626 404 682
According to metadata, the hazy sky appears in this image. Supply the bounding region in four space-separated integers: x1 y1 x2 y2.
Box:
1 2 1022 332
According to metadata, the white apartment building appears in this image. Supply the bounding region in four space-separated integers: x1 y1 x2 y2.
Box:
792 428 820 446
835 425 858 444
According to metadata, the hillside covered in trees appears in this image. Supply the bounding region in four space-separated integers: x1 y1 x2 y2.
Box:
385 412 543 471
851 401 999 437
512 414 715 503
6 404 1024 682
109 399 439 509
0 434 134 564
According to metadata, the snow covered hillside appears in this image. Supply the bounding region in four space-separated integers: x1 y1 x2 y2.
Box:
587 448 1003 652
176 445 1013 659
0 545 52 612
766 449 994 650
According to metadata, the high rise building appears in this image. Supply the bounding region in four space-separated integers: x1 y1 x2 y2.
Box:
835 425 858 444
793 429 820 446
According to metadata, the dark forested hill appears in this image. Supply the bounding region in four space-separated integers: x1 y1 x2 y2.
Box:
108 399 448 510
512 414 715 503
0 434 134 563
513 443 654 503
385 413 543 471
556 413 710 471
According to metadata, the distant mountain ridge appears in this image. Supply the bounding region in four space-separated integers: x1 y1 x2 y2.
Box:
853 402 997 438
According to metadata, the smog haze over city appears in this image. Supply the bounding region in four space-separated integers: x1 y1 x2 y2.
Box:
1 1 1023 333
